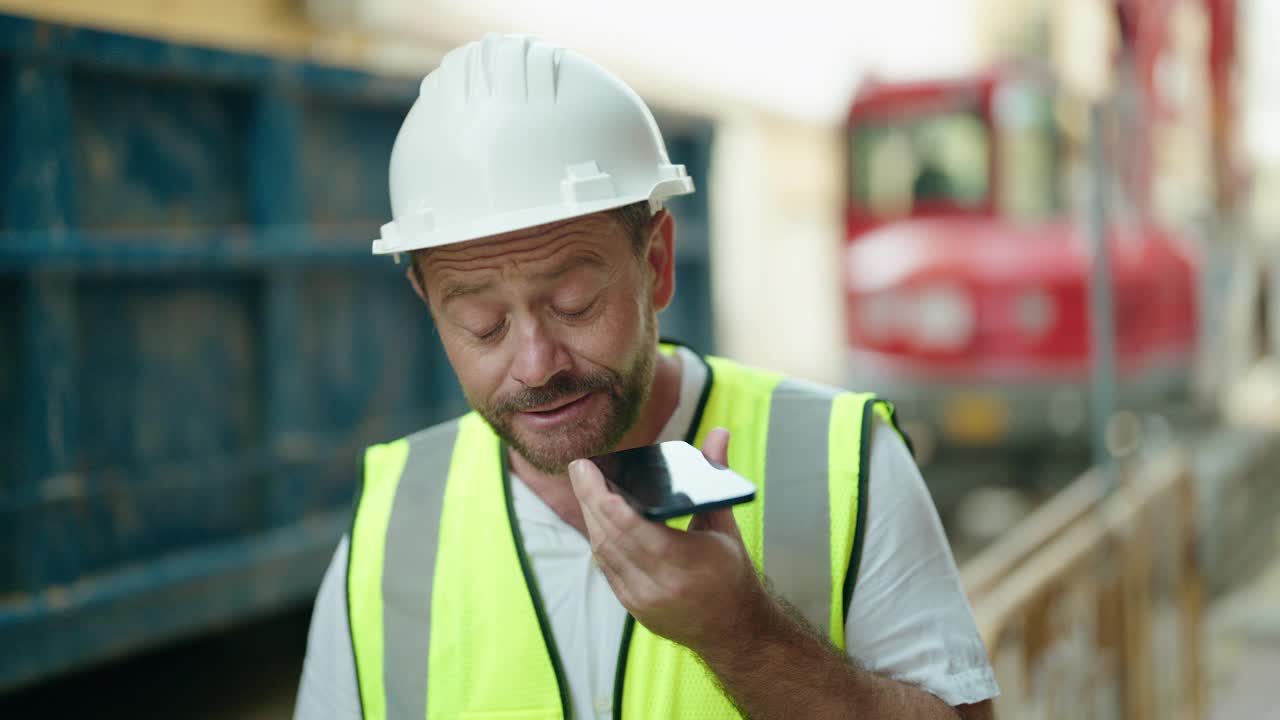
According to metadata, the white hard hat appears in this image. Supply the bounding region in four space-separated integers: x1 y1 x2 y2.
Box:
372 33 696 255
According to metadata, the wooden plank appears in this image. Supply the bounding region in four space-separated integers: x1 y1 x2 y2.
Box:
963 468 1105 601
1177 459 1205 720
968 450 1200 719
1122 507 1154 720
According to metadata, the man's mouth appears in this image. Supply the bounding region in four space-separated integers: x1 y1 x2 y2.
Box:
522 392 590 415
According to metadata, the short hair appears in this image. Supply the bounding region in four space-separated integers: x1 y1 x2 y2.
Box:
408 200 654 292
610 200 655 257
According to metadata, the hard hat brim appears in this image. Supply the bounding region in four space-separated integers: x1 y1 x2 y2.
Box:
372 177 693 255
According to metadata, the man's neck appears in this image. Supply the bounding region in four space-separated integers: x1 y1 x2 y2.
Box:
509 348 683 536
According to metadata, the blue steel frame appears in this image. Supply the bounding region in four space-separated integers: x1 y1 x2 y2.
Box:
0 14 714 691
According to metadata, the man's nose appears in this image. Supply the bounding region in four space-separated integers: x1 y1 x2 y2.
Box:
509 317 573 388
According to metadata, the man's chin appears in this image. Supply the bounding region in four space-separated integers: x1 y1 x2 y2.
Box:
507 428 613 475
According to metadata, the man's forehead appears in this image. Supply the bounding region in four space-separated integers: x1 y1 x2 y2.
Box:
421 212 622 273
420 212 629 305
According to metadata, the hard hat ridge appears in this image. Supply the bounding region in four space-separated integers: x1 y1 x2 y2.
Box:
427 33 565 107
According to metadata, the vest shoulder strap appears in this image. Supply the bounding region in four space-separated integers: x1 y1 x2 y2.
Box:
348 417 464 720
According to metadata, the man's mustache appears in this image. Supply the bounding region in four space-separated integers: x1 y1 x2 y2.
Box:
493 371 619 414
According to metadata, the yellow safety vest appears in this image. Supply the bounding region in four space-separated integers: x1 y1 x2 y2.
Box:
347 348 902 719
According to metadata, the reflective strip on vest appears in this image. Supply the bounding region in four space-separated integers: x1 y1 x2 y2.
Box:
762 378 838 636
383 421 459 718
348 353 899 719
349 420 458 719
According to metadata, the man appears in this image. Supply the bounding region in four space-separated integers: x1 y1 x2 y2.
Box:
296 33 998 719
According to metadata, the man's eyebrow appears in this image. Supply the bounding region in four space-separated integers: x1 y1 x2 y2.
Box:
535 254 607 281
440 280 493 305
439 254 606 305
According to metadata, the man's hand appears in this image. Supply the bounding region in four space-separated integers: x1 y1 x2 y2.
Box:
567 428 770 657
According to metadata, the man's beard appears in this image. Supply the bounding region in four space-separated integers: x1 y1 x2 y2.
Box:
470 318 658 474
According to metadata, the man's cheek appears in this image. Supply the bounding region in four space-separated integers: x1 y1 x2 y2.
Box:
580 307 639 361
454 361 503 411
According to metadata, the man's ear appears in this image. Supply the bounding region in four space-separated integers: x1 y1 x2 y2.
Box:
646 209 676 312
406 255 429 305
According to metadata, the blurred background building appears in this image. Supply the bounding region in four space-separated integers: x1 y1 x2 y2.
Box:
1 0 1278 717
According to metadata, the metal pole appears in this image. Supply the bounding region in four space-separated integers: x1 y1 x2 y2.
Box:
1087 103 1118 494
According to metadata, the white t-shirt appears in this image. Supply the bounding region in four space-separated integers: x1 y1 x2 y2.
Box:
294 348 998 719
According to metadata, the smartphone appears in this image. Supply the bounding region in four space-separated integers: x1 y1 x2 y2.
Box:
588 441 757 521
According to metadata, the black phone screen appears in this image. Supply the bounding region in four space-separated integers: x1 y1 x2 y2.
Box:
588 441 756 521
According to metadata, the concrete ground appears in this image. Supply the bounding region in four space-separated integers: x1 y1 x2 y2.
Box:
1208 522 1280 720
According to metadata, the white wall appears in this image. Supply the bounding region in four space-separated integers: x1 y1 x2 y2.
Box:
353 0 980 125
1242 0 1280 236
710 114 849 384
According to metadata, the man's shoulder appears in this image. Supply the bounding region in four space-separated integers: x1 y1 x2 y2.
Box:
706 357 905 447
709 355 875 403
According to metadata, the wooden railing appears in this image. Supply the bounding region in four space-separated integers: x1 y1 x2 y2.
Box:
962 452 1204 720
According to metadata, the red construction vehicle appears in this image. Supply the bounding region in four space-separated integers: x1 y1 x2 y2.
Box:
842 64 1199 461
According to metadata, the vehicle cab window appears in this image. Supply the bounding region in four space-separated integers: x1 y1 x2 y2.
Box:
850 107 990 217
